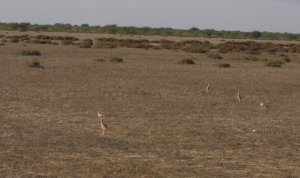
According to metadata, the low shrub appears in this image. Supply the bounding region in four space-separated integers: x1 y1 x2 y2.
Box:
62 36 79 41
281 55 291 62
51 42 59 45
19 50 41 56
80 39 93 48
161 41 182 50
96 58 106 62
217 63 231 68
152 46 161 50
178 58 195 65
109 57 123 63
26 59 43 68
9 37 19 43
31 40 50 44
245 56 259 61
266 47 279 53
35 35 54 40
23 40 31 43
95 42 117 48
207 52 223 59
265 60 284 67
284 57 291 63
218 47 230 53
62 40 75 46
247 50 261 55
19 35 30 41
182 44 209 53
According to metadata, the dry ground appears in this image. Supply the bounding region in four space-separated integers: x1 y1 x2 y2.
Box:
0 33 300 177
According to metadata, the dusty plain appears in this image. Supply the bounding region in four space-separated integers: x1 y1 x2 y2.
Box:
0 31 299 177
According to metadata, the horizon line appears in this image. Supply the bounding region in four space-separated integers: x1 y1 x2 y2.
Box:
1 21 299 35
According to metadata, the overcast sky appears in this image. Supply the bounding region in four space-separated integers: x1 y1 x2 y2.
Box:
0 0 299 33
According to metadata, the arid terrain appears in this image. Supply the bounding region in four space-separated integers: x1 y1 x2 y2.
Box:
0 31 299 177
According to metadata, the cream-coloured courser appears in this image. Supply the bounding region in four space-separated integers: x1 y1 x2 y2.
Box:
259 101 268 109
236 91 242 102
206 83 210 93
98 111 108 134
98 111 104 118
259 101 265 107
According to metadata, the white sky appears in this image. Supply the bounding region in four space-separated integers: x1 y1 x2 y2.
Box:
0 0 299 33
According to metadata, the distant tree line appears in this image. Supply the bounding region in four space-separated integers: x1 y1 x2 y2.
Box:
0 22 299 41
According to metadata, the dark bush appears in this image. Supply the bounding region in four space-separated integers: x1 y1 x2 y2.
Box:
279 55 291 62
95 38 153 49
250 31 262 38
96 58 106 62
95 42 117 48
9 37 19 43
63 36 79 41
182 44 209 53
53 36 64 40
62 40 75 46
161 41 182 50
51 42 59 45
23 40 31 44
245 56 259 61
80 39 93 48
109 57 123 63
6 35 20 43
26 59 43 68
31 40 50 44
247 50 261 55
19 35 30 41
217 63 231 68
19 50 42 56
207 52 223 59
265 60 284 67
283 57 291 62
35 35 54 40
178 59 195 65
152 46 161 50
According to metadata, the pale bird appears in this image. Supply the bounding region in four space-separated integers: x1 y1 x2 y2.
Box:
259 101 265 107
206 83 210 93
236 92 242 102
100 118 108 135
98 111 104 118
97 111 108 134
259 101 268 109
